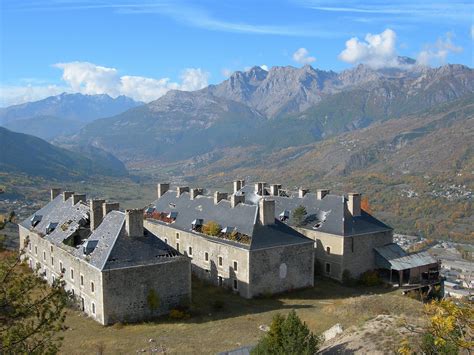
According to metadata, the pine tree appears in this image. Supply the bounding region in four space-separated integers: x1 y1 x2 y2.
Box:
291 205 307 226
252 310 321 355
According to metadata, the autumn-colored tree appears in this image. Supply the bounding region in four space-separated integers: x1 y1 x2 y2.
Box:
202 221 221 236
361 196 371 213
399 299 473 354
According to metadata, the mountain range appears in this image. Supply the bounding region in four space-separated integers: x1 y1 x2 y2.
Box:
0 127 127 179
0 93 141 140
66 63 473 164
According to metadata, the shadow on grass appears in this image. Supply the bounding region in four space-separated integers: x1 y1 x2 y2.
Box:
149 275 395 326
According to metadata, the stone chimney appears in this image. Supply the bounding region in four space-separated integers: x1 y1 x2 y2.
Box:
177 186 189 197
214 191 228 205
125 209 144 237
89 199 105 231
317 189 330 200
157 183 170 199
233 180 242 194
255 182 266 195
103 202 120 216
348 193 361 217
72 193 86 206
298 188 309 198
190 188 203 200
50 188 61 201
270 184 282 196
63 191 74 202
259 199 275 225
231 193 245 208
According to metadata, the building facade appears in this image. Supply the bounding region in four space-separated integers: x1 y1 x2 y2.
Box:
19 190 191 325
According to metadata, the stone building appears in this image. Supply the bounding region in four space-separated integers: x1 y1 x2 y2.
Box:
145 181 394 292
239 182 394 281
18 189 191 325
144 183 315 298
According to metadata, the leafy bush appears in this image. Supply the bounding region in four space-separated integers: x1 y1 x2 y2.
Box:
169 309 190 320
251 310 321 355
358 270 382 286
202 221 221 236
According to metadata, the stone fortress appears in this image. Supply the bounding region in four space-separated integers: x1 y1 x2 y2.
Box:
20 180 437 324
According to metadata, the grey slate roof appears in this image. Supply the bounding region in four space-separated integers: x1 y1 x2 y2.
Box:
20 196 179 271
240 185 392 237
150 190 313 250
374 243 438 271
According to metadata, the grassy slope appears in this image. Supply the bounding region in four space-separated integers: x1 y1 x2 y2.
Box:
60 278 422 354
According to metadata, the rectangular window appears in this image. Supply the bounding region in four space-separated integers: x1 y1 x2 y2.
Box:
176 242 180 252
188 246 193 256
52 275 56 283
218 256 223 267
164 238 168 244
43 251 46 261
35 246 37 255
80 275 84 286
59 261 63 273
29 243 32 251
233 261 238 272
205 252 209 262
92 302 96 314
51 256 54 266
176 232 180 240
325 263 331 274
70 268 74 280
233 279 238 290
326 246 331 254
218 276 223 286
50 245 53 253
91 281 95 293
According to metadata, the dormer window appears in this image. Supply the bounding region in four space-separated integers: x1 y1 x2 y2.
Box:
191 219 203 231
222 226 235 234
279 210 290 221
167 211 178 221
30 214 42 227
46 222 58 234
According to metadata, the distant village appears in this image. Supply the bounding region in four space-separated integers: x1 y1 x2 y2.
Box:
4 181 473 324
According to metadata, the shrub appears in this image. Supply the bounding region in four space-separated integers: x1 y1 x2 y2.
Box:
169 309 190 320
359 270 382 286
202 221 221 236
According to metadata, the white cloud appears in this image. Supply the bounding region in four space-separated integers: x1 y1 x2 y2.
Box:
260 64 269 71
0 84 67 107
1 61 210 106
338 28 403 68
416 32 463 66
292 48 316 64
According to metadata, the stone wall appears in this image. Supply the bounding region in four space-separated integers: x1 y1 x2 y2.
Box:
144 220 251 298
101 258 191 324
342 231 393 278
248 242 314 297
19 226 105 324
295 228 345 280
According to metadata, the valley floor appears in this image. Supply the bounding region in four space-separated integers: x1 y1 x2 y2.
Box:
60 277 423 354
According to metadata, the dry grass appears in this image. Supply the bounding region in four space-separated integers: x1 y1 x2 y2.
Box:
59 278 423 354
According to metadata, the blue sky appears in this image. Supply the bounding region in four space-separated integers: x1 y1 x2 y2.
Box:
0 0 473 105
